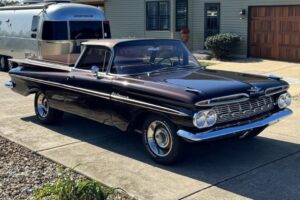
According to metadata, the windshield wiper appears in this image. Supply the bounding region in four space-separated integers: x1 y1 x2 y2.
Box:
180 65 202 69
147 65 202 76
145 67 170 76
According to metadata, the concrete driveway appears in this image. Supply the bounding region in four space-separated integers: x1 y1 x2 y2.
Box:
0 59 300 200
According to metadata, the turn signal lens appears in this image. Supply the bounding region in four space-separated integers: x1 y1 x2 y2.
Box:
193 110 218 129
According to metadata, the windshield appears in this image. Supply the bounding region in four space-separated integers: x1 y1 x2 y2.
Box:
111 40 201 75
70 21 103 40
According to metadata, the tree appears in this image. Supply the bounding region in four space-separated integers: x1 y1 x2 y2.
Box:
0 0 20 7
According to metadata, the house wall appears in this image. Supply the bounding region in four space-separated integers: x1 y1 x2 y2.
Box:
191 0 300 57
105 0 174 39
105 0 300 57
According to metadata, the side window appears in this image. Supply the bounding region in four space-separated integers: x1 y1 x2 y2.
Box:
31 16 40 32
176 0 188 31
77 47 111 72
42 21 68 40
103 21 111 39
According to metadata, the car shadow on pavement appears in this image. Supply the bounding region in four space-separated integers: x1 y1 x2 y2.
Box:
22 114 300 200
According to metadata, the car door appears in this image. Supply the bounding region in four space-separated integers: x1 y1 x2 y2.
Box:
64 46 113 125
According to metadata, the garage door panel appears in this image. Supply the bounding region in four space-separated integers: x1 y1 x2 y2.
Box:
296 7 300 16
251 7 276 18
250 6 300 62
279 47 300 62
279 21 299 33
281 47 299 61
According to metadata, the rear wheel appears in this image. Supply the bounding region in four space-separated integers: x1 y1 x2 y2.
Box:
34 91 64 124
239 127 267 139
143 116 183 165
0 56 8 71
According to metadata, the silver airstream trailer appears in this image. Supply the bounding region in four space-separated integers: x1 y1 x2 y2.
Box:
0 1 111 71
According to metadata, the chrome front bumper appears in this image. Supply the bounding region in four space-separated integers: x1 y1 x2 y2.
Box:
4 81 14 89
177 109 293 142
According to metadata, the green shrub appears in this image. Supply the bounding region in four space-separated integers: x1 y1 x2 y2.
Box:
34 167 128 200
205 33 241 59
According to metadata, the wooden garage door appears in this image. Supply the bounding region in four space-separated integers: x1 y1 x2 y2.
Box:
250 6 300 62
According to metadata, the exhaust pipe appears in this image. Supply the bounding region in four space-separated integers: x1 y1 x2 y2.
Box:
4 81 14 89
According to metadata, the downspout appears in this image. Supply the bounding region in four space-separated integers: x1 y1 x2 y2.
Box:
170 0 175 39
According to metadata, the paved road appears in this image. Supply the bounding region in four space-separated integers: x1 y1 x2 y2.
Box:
0 60 299 200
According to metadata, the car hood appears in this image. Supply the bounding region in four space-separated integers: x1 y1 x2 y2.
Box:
140 68 286 99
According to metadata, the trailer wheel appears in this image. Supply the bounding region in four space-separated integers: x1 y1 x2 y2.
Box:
8 61 17 71
0 56 8 71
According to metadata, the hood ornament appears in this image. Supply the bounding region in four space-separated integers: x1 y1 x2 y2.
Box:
248 86 264 95
268 74 283 80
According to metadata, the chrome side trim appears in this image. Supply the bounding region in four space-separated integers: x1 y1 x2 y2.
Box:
196 93 250 107
111 92 189 117
177 109 293 142
10 74 110 100
4 81 14 89
265 86 289 96
11 74 189 117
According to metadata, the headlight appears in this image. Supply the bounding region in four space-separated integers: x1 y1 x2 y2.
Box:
193 110 217 129
277 93 292 109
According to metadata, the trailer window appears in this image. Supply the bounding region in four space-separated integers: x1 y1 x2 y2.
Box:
69 21 103 40
103 21 111 39
31 16 40 32
42 21 68 40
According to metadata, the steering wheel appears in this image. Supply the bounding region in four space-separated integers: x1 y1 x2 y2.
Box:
156 56 174 66
74 32 98 40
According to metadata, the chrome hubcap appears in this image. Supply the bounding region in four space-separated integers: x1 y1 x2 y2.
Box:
37 93 49 118
147 121 172 157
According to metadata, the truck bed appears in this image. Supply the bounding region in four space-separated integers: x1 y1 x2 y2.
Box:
10 54 80 72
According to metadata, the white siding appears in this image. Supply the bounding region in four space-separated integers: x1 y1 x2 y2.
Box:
105 0 145 38
105 0 175 39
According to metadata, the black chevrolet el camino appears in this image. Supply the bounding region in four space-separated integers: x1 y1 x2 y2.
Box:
5 39 293 164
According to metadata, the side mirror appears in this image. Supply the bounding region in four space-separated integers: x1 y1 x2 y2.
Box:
91 65 100 79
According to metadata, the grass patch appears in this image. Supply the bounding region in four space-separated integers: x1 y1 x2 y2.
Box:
199 61 216 67
34 166 131 200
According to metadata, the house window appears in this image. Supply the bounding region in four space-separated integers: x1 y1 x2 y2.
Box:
146 1 170 31
176 0 188 31
205 3 220 39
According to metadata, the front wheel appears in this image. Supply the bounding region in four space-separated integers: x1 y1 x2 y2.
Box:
143 116 183 165
34 91 64 124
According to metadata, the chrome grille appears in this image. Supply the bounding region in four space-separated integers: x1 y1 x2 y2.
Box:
213 96 275 123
